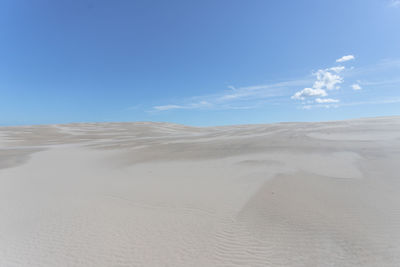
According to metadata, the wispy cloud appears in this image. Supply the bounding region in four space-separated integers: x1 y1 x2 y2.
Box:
302 97 400 110
351 84 362 90
340 97 400 107
344 58 400 77
315 98 339 103
389 0 400 7
154 104 185 111
154 101 211 111
152 79 310 111
301 103 339 110
336 55 355 63
360 78 400 86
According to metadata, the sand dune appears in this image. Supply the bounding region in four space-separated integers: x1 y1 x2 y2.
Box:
1 117 400 266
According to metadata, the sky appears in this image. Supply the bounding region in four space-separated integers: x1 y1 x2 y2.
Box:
1 0 400 126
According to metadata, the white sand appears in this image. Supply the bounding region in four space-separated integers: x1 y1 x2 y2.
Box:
0 116 400 266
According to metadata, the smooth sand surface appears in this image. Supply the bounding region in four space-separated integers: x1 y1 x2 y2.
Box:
1 116 400 266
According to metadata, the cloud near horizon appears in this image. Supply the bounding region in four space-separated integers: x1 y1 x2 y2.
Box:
151 79 310 112
291 88 327 100
154 101 211 111
154 56 354 112
150 56 400 113
290 55 362 108
154 104 184 111
291 60 346 105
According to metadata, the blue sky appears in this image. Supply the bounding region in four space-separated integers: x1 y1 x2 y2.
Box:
1 0 400 126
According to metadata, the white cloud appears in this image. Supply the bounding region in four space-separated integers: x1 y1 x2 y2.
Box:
315 98 340 103
291 56 355 104
351 84 362 90
291 67 343 100
149 56 400 114
291 88 327 100
149 56 400 113
313 69 343 90
336 55 355 63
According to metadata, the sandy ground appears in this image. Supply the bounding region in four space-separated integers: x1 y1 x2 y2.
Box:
1 116 400 266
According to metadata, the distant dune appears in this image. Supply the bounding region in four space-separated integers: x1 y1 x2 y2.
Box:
1 116 400 266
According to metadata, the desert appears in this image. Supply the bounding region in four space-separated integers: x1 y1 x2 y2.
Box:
1 116 400 266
